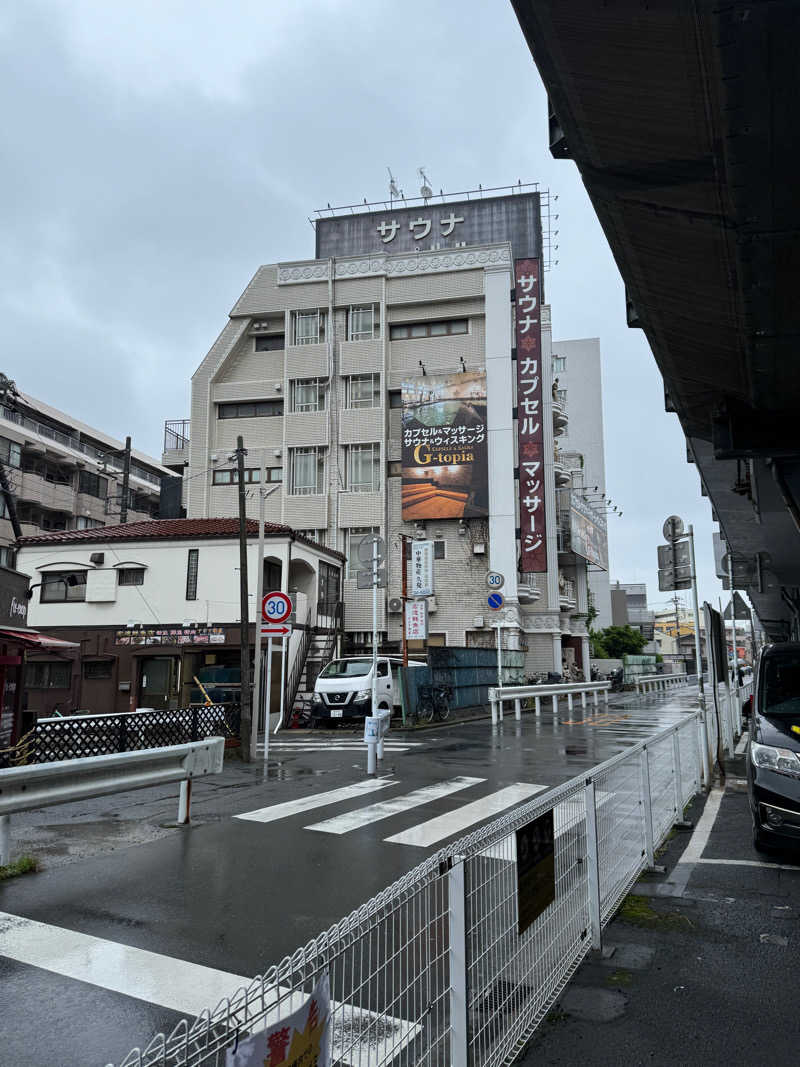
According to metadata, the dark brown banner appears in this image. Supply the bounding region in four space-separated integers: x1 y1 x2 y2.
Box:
515 258 547 572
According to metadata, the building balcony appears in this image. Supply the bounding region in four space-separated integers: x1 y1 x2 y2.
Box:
18 471 76 513
163 419 189 470
518 573 543 603
559 573 577 609
552 399 568 437
553 451 571 487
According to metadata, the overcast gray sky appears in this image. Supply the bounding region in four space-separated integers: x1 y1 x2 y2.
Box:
0 0 727 612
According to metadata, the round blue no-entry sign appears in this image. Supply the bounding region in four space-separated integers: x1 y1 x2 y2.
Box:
487 592 504 611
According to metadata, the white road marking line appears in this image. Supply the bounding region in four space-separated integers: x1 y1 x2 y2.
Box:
477 790 612 861
695 858 800 871
262 745 411 753
306 777 485 834
0 912 419 1065
385 783 546 848
735 732 749 756
235 778 397 824
266 741 424 747
677 787 725 865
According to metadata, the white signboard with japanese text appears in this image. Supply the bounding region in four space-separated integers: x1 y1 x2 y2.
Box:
410 540 435 598
405 599 428 641
225 973 330 1067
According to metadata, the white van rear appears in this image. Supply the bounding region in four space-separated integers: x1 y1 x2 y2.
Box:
311 656 424 725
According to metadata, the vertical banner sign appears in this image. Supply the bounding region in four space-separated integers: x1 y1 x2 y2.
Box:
410 540 435 597
514 259 547 573
405 599 428 641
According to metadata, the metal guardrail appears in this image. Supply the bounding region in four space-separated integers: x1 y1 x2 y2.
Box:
108 706 709 1067
635 673 691 694
488 681 611 724
0 704 241 769
0 738 225 865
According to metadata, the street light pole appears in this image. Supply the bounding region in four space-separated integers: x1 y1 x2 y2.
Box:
235 436 252 761
688 524 704 707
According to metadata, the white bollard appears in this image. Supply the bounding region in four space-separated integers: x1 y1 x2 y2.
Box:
552 694 558 715
367 741 377 775
491 698 498 725
0 814 10 866
604 689 609 705
581 690 587 709
377 736 384 760
178 779 192 825
514 698 522 721
567 692 574 712
535 695 541 717
593 690 599 707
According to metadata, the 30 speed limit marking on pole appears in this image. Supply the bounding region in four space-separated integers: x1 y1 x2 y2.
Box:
486 571 505 590
262 591 292 624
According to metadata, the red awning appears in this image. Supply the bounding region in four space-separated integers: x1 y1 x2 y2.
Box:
0 628 80 650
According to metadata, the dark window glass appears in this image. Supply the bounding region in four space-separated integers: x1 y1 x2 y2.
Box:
118 568 145 586
41 571 87 603
433 540 446 560
78 471 108 499
762 653 800 717
389 318 468 340
218 400 283 419
388 390 402 409
28 661 71 688
254 334 285 351
186 549 199 600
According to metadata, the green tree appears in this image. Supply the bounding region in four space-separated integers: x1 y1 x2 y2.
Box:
589 628 609 658
593 625 647 659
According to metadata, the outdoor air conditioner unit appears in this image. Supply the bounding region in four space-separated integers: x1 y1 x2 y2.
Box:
473 543 486 555
388 597 403 614
473 616 485 628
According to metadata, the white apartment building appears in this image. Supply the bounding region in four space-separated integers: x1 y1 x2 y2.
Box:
0 388 175 566
550 337 612 627
174 191 609 677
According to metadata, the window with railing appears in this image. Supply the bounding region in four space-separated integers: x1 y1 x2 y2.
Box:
346 443 380 493
348 305 380 341
289 447 325 495
292 310 327 346
41 571 87 603
163 420 190 451
346 374 380 409
290 378 327 413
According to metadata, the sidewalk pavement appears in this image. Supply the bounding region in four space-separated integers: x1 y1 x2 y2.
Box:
519 745 800 1067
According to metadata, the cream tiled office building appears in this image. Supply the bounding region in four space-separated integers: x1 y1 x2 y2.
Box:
180 195 606 674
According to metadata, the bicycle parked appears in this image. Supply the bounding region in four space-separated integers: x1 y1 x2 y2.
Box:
413 683 453 725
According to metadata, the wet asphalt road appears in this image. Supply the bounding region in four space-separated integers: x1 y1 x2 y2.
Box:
0 691 698 1067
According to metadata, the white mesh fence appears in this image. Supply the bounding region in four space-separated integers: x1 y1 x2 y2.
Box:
108 711 710 1067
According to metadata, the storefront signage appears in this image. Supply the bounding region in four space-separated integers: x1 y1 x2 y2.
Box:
405 600 428 641
0 567 30 628
515 258 547 573
410 541 435 597
116 626 226 646
401 370 488 520
569 495 608 571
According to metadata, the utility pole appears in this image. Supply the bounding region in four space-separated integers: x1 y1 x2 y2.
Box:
671 593 682 671
120 436 131 524
401 535 409 668
236 436 252 761
0 462 21 540
688 525 704 706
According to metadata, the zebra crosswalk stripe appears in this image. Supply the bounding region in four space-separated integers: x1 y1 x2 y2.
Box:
235 778 397 824
305 777 486 835
385 783 547 848
0 912 419 1065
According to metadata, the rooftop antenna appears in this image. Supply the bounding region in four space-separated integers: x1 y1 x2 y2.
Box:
418 167 433 200
388 168 399 202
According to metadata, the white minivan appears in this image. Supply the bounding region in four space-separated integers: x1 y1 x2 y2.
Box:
311 656 424 725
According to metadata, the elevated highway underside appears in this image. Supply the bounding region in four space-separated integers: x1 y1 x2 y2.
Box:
512 0 800 637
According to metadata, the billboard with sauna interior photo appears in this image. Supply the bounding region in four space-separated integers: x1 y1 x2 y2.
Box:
401 370 488 520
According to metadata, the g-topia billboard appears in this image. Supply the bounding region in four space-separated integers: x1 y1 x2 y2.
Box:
401 370 488 520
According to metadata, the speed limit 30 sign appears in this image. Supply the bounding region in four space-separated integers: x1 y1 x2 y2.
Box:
262 591 292 624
